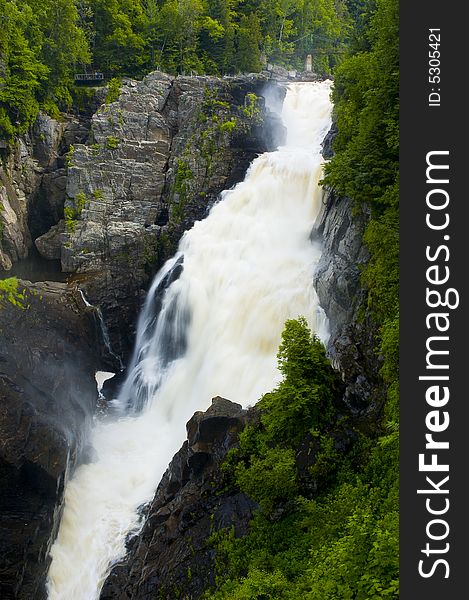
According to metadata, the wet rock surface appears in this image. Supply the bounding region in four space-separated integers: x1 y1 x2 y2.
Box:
0 281 100 599
314 190 381 414
314 191 369 345
321 120 338 160
101 397 258 600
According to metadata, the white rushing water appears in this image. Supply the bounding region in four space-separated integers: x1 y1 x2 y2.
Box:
47 80 333 599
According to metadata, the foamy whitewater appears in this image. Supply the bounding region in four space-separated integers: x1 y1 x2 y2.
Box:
47 80 333 599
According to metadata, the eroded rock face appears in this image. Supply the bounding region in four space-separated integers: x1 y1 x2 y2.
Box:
32 114 66 169
321 121 338 160
0 102 101 272
309 119 383 415
314 191 369 345
0 281 100 599
0 126 54 270
0 166 32 269
34 221 65 260
101 397 258 600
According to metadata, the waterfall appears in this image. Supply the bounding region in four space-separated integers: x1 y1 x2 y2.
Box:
46 80 333 600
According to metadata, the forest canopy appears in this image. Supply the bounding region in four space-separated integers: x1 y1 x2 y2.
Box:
0 0 355 138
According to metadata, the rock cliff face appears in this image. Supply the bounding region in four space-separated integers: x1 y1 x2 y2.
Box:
314 190 368 351
313 191 380 413
0 149 35 271
0 98 103 272
33 72 285 359
0 281 100 599
313 123 382 415
101 397 258 600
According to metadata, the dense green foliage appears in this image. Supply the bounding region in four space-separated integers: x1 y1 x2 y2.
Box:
0 0 89 136
225 318 341 516
206 318 398 598
204 0 399 597
0 0 354 138
0 276 26 308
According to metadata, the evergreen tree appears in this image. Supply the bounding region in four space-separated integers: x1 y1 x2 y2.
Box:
25 0 90 109
87 0 149 76
235 13 263 72
0 0 352 131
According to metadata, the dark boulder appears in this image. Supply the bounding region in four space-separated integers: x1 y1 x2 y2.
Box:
321 120 338 159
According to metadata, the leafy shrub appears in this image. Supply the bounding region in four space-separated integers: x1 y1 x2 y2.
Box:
65 145 74 168
64 191 88 232
106 136 120 150
235 447 298 514
105 78 122 104
0 277 26 309
242 93 261 121
219 119 237 134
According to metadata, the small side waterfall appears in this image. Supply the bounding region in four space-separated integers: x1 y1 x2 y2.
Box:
79 289 124 371
47 80 333 600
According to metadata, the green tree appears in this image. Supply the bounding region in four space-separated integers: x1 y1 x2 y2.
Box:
0 0 47 136
154 0 205 73
25 0 90 109
87 0 149 76
234 13 263 72
0 277 26 308
259 317 338 443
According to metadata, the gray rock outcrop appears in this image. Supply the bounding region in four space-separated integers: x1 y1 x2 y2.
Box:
0 164 32 270
314 191 370 348
34 221 65 260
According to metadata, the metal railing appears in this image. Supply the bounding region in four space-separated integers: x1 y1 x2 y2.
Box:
74 73 105 82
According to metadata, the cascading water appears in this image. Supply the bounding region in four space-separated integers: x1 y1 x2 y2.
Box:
46 80 333 600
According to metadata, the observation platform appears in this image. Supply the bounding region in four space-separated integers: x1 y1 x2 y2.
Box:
74 73 105 85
